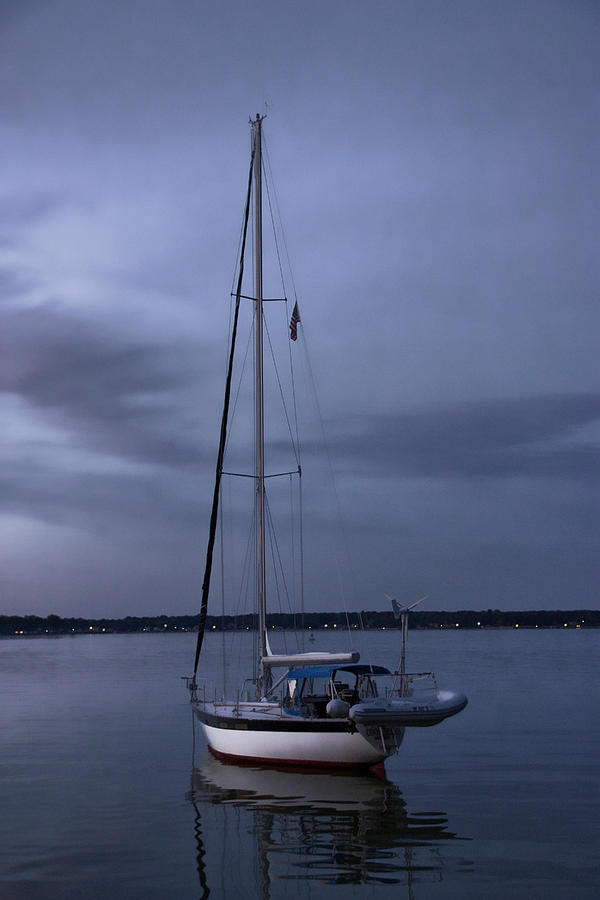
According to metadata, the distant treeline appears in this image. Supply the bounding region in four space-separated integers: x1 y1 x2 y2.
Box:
1 609 597 636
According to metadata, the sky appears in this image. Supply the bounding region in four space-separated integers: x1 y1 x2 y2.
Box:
1 0 598 617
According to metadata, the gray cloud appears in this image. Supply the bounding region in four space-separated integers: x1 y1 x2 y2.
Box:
329 394 600 480
1 304 215 467
0 456 197 533
1 0 598 615
0 191 65 230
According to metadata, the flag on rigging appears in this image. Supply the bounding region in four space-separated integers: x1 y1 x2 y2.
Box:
289 302 300 341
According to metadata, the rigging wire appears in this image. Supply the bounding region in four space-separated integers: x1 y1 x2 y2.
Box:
262 135 300 305
264 132 356 642
262 312 300 466
219 493 226 698
262 136 302 454
297 330 356 638
288 473 297 629
262 134 304 632
193 146 255 679
262 146 287 302
264 495 287 655
264 491 303 656
224 319 254 457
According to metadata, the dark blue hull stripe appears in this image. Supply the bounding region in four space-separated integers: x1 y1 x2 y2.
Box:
193 706 355 733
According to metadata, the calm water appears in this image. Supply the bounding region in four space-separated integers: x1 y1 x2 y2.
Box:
1 629 598 899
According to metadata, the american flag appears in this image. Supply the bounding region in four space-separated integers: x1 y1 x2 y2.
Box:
289 302 300 341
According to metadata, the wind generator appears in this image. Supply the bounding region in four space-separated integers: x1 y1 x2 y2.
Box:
386 595 428 696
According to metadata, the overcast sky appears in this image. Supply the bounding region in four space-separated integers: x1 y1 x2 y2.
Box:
1 0 598 617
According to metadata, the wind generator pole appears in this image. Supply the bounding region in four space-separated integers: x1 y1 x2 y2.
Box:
400 610 408 697
252 114 269 698
387 594 428 699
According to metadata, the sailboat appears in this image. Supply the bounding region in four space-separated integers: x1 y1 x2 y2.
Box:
186 114 467 768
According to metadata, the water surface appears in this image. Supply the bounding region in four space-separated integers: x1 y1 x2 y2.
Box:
1 629 598 898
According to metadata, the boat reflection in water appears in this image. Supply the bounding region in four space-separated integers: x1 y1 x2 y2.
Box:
188 752 468 898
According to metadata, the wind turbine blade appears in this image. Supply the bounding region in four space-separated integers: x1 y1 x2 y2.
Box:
385 593 402 620
407 595 428 611
386 593 428 616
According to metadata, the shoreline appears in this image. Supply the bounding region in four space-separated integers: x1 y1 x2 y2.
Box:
2 608 597 637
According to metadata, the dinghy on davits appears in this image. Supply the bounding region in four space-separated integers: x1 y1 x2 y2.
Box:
350 690 468 728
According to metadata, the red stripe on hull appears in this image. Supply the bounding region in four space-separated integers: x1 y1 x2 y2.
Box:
208 744 386 775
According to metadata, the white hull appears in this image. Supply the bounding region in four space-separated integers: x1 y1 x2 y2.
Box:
201 722 385 767
193 702 404 768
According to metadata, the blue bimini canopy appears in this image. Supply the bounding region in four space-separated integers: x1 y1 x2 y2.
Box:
286 663 392 680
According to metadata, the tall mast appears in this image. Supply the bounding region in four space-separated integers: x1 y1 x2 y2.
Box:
252 114 269 697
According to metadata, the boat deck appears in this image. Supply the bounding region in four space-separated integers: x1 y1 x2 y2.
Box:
194 699 333 722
